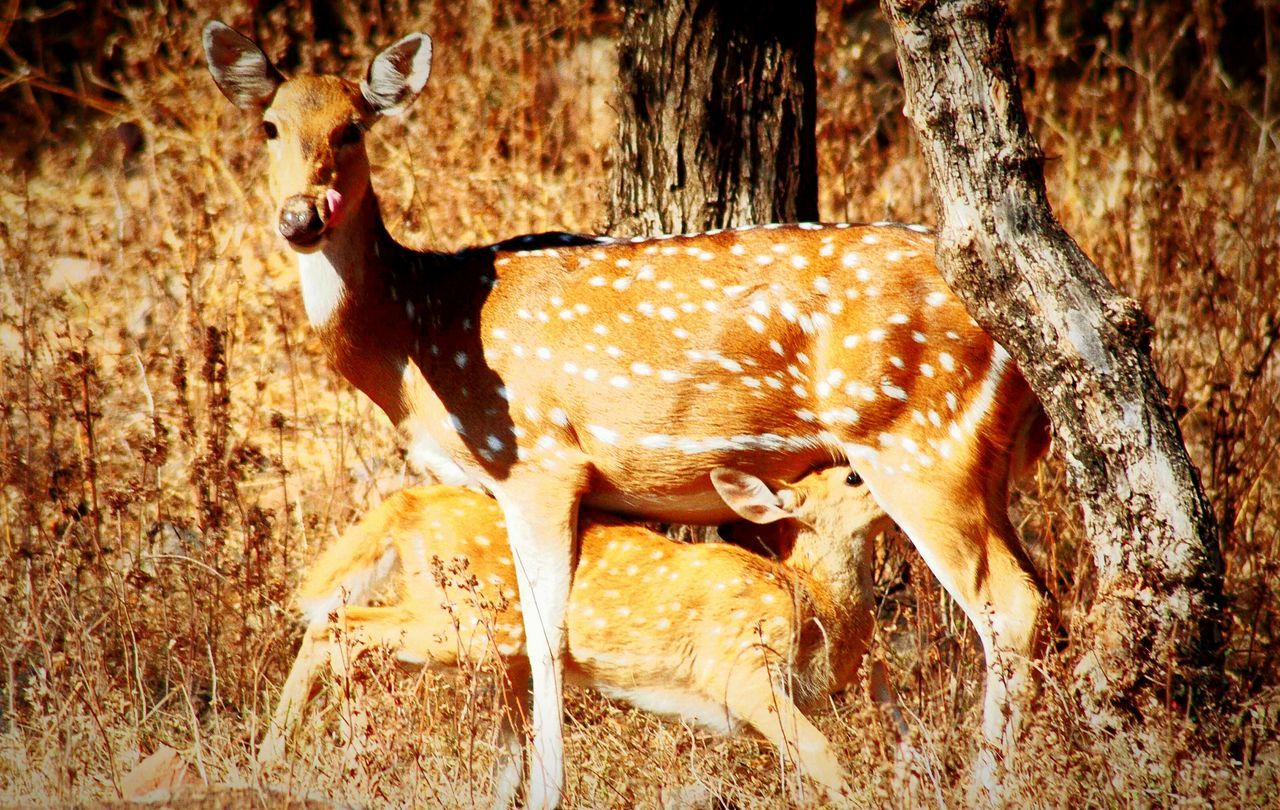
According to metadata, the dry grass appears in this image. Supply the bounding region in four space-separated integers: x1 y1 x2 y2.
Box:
1 0 1278 806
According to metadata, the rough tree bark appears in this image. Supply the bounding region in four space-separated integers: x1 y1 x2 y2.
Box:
879 0 1226 729
609 0 818 234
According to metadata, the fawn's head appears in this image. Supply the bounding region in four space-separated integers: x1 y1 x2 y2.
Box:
203 21 432 251
712 466 892 562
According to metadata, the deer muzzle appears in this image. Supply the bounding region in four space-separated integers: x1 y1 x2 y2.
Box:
278 194 325 247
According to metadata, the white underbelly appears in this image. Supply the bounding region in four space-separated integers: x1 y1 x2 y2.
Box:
583 488 736 524
570 677 739 736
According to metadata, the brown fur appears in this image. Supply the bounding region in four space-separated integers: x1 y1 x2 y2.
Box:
260 470 893 804
206 23 1050 805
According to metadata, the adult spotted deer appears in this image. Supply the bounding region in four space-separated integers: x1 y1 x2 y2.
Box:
258 467 898 806
205 21 1050 807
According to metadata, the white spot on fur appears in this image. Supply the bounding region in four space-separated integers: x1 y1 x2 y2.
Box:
586 424 619 445
881 381 908 400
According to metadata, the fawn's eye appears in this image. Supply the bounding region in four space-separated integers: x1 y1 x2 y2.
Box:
261 120 278 140
846 471 863 487
338 122 363 146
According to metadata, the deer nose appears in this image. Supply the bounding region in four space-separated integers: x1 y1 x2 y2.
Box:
278 195 324 245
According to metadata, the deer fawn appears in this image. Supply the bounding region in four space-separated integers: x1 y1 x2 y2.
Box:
259 466 897 805
205 22 1050 807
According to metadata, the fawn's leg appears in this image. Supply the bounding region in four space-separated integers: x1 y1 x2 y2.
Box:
258 629 328 765
491 659 531 809
320 604 429 766
726 670 851 804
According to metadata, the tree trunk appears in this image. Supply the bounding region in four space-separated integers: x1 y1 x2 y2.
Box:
879 0 1226 729
609 0 818 235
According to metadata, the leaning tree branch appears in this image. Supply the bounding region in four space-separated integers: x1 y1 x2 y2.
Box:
879 0 1226 728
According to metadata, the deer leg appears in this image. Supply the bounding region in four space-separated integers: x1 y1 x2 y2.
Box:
868 657 947 805
725 670 851 804
857 463 1046 765
313 604 429 766
867 659 909 742
491 659 531 809
494 479 583 810
259 629 328 765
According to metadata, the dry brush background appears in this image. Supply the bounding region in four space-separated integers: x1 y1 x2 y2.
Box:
1 0 1278 806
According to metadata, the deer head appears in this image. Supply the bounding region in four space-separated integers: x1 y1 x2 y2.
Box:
203 21 432 250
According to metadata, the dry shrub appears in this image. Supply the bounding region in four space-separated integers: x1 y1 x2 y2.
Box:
1 0 1278 806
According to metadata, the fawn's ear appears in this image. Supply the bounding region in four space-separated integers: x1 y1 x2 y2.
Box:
711 468 795 524
203 21 283 111
361 32 433 117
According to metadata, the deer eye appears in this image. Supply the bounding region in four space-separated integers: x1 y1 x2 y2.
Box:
261 120 278 140
845 471 863 487
338 122 363 146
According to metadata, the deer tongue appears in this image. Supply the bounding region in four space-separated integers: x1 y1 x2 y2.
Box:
324 188 344 224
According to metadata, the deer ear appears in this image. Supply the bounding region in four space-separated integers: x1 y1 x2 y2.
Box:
711 468 794 524
203 21 283 111
361 33 433 117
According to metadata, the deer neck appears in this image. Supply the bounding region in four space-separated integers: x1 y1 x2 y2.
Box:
295 190 387 326
294 190 452 427
786 521 874 613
